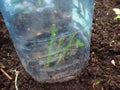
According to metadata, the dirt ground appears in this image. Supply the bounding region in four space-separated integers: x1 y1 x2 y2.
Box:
0 0 120 90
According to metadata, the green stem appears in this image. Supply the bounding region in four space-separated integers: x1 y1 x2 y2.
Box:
55 33 76 65
46 24 56 67
56 37 64 51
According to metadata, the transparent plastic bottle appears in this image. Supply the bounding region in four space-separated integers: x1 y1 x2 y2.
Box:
0 0 94 82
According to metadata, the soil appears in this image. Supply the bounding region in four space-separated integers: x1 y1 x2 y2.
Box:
0 0 120 90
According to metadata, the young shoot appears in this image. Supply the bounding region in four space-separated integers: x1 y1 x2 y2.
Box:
113 8 120 21
46 24 56 67
55 33 76 65
46 24 84 67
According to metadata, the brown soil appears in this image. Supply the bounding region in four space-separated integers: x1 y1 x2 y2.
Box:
0 0 120 90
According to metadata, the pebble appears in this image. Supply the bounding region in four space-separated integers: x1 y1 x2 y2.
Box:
111 60 115 66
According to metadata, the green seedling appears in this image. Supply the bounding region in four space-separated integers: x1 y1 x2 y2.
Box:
95 81 101 86
55 34 84 66
93 81 101 90
46 24 84 67
55 33 76 65
46 24 56 67
113 8 120 21
114 15 120 21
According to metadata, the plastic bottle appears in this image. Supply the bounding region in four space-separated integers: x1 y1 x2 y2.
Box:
0 0 94 82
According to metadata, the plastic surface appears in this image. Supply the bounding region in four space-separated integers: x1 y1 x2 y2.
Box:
0 0 94 82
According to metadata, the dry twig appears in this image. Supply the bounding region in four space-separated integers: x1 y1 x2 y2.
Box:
10 70 20 90
0 62 12 80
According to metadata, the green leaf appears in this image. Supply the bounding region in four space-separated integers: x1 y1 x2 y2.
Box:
96 81 101 86
76 39 84 47
114 15 120 21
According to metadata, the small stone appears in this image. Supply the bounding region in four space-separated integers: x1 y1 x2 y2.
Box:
111 60 115 66
7 53 10 57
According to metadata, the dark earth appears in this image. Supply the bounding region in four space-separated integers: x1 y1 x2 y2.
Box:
0 0 120 90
